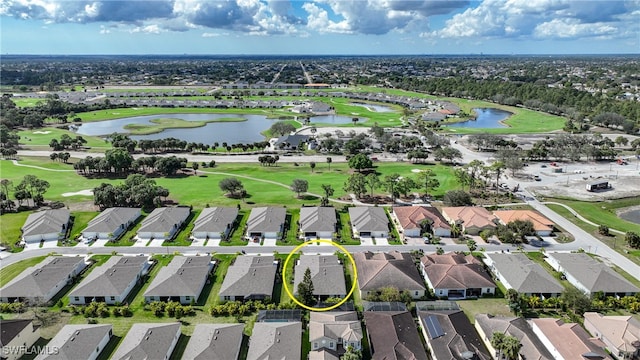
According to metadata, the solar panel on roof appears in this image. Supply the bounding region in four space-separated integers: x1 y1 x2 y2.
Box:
424 315 445 339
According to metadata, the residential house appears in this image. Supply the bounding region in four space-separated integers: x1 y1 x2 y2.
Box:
275 134 310 150
420 252 496 299
0 256 88 304
474 314 553 360
348 207 389 239
144 256 214 304
81 207 141 241
545 252 639 297
584 312 640 360
111 323 181 360
353 251 426 299
248 322 301 360
529 318 610 360
309 311 363 358
364 310 429 360
0 319 40 360
416 302 491 360
493 210 555 236
392 206 451 238
69 256 150 305
182 323 244 360
219 256 278 301
21 209 70 243
35 324 112 360
483 253 563 298
441 207 497 235
299 207 337 239
246 207 286 240
137 207 190 241
191 207 238 240
294 255 346 300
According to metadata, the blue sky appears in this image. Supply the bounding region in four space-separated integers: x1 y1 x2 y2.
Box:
1 0 639 55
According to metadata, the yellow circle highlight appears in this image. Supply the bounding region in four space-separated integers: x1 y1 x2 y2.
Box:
282 239 358 312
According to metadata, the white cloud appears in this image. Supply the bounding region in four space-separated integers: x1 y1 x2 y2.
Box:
99 24 110 34
533 18 617 39
130 24 164 34
202 32 220 37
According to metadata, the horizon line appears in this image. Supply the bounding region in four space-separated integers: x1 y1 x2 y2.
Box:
2 53 640 57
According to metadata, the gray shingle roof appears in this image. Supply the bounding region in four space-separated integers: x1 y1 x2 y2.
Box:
0 256 86 300
0 319 34 346
486 253 563 294
111 323 181 360
293 255 346 297
364 310 428 360
192 207 238 233
354 251 426 292
309 311 362 345
247 322 301 360
547 252 639 294
144 256 212 298
246 207 286 233
417 309 491 360
69 256 147 299
475 314 553 360
35 324 112 360
182 323 244 360
299 207 337 233
82 207 140 234
138 207 190 233
22 209 70 237
219 256 277 299
348 207 389 232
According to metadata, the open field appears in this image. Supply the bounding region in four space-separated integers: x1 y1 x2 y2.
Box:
123 117 247 135
11 98 44 107
0 158 459 206
74 107 293 122
0 212 30 250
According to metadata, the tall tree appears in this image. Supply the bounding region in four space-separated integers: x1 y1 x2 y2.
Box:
382 173 402 202
290 179 309 198
348 153 372 172
297 268 315 307
344 173 367 199
219 178 244 197
320 184 334 207
326 157 332 171
365 173 380 198
416 169 439 198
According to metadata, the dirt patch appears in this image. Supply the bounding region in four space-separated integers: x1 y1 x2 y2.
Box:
531 176 640 201
67 201 99 211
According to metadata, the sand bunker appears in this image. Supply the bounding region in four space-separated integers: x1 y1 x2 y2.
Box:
62 189 93 197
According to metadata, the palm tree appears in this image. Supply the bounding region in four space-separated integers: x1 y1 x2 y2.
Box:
490 332 506 359
502 336 522 360
326 157 332 171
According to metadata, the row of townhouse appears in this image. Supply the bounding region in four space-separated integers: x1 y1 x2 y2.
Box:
5 306 635 360
19 205 560 246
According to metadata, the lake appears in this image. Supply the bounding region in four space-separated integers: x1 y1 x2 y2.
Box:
75 113 354 143
449 108 512 128
349 102 394 112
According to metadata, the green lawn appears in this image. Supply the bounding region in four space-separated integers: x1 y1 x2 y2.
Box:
0 255 47 286
74 107 293 122
545 203 640 266
0 212 29 250
547 197 640 234
18 127 111 149
457 298 512 324
12 98 45 107
62 211 100 246
163 210 199 246
0 158 460 208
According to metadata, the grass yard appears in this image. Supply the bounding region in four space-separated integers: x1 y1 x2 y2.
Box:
163 210 199 246
0 212 29 250
545 203 640 266
61 211 100 246
222 210 250 246
0 255 47 286
547 197 640 234
18 127 111 149
457 298 511 324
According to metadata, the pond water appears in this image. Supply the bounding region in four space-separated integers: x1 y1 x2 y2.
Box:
75 113 353 143
449 108 512 128
348 102 394 112
619 209 640 225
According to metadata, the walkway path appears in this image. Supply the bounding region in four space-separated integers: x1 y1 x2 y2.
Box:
11 160 75 172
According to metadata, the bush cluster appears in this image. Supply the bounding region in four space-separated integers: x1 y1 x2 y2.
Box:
146 301 194 318
0 302 25 313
